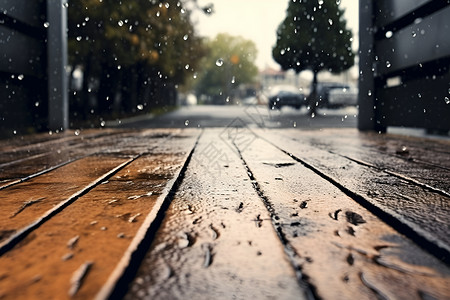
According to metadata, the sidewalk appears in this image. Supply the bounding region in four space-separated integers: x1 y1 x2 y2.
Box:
0 127 449 299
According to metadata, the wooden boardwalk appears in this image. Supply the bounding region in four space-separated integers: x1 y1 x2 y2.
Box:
0 128 449 299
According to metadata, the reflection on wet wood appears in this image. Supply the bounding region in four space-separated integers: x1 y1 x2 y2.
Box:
257 129 450 257
236 134 450 300
0 128 448 300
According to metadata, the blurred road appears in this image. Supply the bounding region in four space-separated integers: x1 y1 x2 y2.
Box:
113 105 358 129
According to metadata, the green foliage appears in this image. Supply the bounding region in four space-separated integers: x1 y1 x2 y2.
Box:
273 0 354 75
68 0 205 84
67 0 208 117
194 33 259 101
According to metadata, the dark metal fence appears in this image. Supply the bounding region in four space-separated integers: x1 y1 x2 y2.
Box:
358 0 450 133
0 0 67 137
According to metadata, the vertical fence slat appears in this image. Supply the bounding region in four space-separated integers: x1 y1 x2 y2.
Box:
358 0 450 133
358 0 382 131
47 0 68 131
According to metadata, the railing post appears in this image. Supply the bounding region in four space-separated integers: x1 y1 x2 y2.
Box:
47 0 68 131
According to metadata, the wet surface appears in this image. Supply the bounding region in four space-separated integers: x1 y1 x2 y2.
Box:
0 155 130 244
125 130 304 300
236 135 450 300
0 128 449 299
0 130 199 299
257 129 450 256
288 129 450 193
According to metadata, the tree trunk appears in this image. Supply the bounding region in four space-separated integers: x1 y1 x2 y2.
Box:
308 71 319 116
97 64 117 116
80 57 92 120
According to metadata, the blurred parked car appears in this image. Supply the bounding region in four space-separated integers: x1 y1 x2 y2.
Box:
268 85 305 110
315 82 351 108
328 86 358 107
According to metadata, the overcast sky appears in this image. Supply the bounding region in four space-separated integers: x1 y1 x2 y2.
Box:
193 0 359 70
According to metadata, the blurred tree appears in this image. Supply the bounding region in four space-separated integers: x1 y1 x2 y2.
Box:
194 33 259 104
273 0 354 113
68 0 208 119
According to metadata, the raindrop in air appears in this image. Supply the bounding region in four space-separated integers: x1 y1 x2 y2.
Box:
193 72 198 79
215 58 224 67
231 76 235 84
184 120 190 126
137 104 144 110
43 22 50 28
336 0 341 4
368 90 372 96
445 97 450 104
118 20 124 27
412 31 417 37
74 130 80 136
385 31 393 38
183 34 189 41
17 74 24 80
328 19 333 26
35 101 40 107
100 121 106 127
386 61 391 68
76 36 82 41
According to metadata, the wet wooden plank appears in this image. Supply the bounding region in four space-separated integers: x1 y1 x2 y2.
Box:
0 129 120 162
234 135 450 300
0 130 200 299
0 127 448 299
275 129 450 194
270 129 450 168
0 130 131 188
0 129 132 170
122 129 305 300
0 129 185 243
258 129 450 260
0 155 133 247
0 129 178 189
